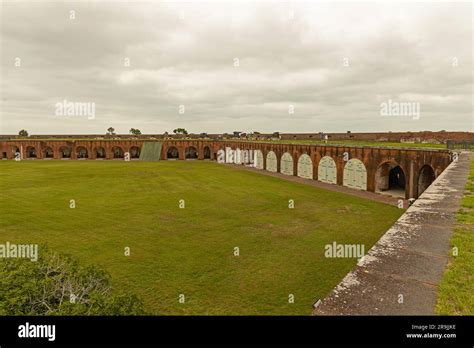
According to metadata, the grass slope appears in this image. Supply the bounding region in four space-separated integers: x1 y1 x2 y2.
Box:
0 161 402 315
436 159 474 315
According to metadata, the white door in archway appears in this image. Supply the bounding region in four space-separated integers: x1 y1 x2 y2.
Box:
297 154 313 179
255 150 264 169
280 152 294 175
343 158 367 190
318 156 337 184
242 150 249 164
266 151 277 172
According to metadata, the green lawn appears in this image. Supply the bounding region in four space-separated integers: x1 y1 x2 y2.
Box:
436 159 474 315
0 161 402 315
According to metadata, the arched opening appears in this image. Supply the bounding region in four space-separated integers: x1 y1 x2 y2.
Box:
255 150 264 169
185 146 198 159
167 146 179 159
266 151 277 172
26 146 37 158
375 162 406 197
112 146 124 159
418 165 435 196
203 146 211 159
130 146 140 159
318 156 337 184
297 154 313 179
76 146 88 159
44 147 54 158
280 152 294 175
343 158 367 190
95 147 106 159
59 146 72 158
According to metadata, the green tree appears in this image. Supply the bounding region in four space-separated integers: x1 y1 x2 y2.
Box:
0 246 146 315
129 128 142 135
18 129 28 137
173 128 188 135
107 127 115 135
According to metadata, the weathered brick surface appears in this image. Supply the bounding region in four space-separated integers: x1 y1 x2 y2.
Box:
222 141 452 198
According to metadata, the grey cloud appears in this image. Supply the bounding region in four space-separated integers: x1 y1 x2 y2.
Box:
0 1 472 134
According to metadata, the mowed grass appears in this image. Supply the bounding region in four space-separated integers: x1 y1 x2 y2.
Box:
436 159 474 315
0 161 403 315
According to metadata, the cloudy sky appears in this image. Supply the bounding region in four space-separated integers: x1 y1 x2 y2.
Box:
0 0 472 135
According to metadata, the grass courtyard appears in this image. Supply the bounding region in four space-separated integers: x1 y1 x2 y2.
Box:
0 160 403 315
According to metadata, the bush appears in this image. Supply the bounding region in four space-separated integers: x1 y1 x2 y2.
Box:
0 246 146 315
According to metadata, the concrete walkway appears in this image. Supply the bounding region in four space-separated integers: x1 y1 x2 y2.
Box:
226 164 404 207
312 152 472 315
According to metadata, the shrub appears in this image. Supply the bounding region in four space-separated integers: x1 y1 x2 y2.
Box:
0 246 146 315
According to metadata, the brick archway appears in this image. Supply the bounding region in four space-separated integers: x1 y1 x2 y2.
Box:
44 147 54 158
26 146 37 158
203 146 211 159
130 146 141 159
418 165 435 196
167 146 179 159
59 146 72 158
375 161 406 197
185 146 198 159
95 147 106 159
76 146 88 159
112 146 124 159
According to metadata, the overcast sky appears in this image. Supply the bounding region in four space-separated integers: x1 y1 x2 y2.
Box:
0 0 472 135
